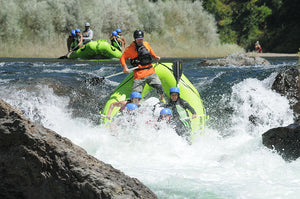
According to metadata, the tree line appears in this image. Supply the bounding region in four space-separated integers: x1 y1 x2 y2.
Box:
151 0 300 53
201 0 300 53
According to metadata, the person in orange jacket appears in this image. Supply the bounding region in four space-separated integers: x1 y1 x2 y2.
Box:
120 30 165 103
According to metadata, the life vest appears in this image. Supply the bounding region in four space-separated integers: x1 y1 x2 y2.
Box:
82 29 93 44
130 42 153 67
111 36 122 51
71 36 81 49
120 41 156 79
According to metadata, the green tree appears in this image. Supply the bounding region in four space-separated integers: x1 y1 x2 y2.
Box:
203 0 272 50
260 0 300 52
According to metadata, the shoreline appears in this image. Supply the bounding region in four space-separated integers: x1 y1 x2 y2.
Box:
1 52 299 60
247 52 299 57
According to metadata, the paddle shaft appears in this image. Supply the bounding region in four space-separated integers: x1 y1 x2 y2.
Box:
175 64 180 87
60 46 78 59
113 37 122 52
172 60 183 87
105 67 138 79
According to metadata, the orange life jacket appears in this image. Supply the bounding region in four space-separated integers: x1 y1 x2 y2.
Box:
120 41 157 79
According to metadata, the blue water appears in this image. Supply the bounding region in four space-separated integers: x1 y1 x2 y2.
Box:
0 56 299 198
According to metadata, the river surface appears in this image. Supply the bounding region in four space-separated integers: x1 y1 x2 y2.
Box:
0 56 299 198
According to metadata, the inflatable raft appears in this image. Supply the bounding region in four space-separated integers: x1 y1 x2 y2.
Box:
69 40 122 59
101 62 208 137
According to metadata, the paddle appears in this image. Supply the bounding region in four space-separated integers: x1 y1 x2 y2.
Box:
58 46 77 59
85 66 139 86
172 60 183 87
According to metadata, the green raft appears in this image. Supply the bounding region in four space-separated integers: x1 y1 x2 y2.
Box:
69 40 122 59
101 62 208 137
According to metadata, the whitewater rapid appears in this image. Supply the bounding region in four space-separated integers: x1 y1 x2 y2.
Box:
1 68 299 198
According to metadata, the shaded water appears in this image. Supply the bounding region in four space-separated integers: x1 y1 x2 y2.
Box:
0 56 299 198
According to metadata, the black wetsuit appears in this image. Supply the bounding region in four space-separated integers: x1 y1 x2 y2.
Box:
165 98 196 137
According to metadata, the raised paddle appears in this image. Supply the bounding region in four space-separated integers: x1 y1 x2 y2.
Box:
172 60 183 87
85 66 139 86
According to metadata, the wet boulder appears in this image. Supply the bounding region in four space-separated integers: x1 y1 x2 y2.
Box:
199 52 270 66
0 98 157 199
262 123 300 161
271 67 300 121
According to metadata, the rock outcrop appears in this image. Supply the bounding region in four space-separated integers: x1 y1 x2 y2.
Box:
199 52 270 66
0 99 157 199
262 123 300 161
262 67 300 161
271 67 300 121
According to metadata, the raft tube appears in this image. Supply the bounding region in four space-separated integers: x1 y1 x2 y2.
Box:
69 40 122 59
101 62 208 137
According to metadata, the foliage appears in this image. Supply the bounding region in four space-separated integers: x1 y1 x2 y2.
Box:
0 0 222 56
203 0 272 50
202 0 300 52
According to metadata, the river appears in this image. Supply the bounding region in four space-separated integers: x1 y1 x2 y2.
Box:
0 56 299 198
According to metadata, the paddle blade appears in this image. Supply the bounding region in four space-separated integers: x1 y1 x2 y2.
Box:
84 77 105 86
58 55 68 59
172 60 183 85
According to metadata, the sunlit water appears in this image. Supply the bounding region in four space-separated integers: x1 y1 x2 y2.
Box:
0 57 299 198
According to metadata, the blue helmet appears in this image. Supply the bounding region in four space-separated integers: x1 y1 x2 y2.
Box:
75 28 81 33
116 28 122 33
160 108 172 116
112 31 118 36
170 87 180 95
130 92 142 99
126 103 138 110
71 30 76 36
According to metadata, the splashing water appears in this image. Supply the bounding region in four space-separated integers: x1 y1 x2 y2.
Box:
0 58 299 198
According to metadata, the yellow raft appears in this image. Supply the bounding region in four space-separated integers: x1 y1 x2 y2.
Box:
101 62 208 137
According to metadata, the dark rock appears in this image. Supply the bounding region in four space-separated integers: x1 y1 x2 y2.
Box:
0 99 157 199
271 67 300 121
199 52 270 66
262 122 300 161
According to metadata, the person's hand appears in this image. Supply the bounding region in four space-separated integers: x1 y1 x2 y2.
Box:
192 114 197 119
106 115 111 120
123 65 130 73
155 56 160 61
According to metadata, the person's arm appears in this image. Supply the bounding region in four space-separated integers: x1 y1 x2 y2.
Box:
106 101 127 119
120 54 130 73
120 44 134 73
117 38 125 51
145 42 160 61
180 99 197 118
78 35 83 46
121 36 126 48
89 30 93 40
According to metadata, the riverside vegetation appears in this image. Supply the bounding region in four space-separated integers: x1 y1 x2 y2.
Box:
1 0 242 58
202 0 300 53
1 0 298 58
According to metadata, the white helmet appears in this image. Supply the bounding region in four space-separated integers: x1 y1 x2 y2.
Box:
85 22 90 27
